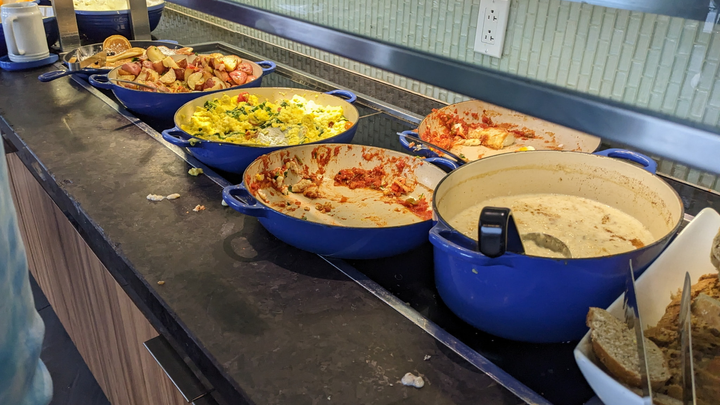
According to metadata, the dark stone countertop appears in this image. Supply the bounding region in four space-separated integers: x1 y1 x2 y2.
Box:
0 67 525 405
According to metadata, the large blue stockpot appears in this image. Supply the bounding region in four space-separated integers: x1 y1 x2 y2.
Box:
429 149 684 343
161 87 359 174
74 2 164 43
87 59 276 118
222 144 447 259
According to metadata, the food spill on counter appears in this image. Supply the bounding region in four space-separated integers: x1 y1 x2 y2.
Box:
449 193 654 259
188 168 203 176
221 199 229 207
244 145 434 227
156 280 165 286
181 94 352 147
166 193 181 200
193 204 206 212
400 372 425 388
146 194 165 201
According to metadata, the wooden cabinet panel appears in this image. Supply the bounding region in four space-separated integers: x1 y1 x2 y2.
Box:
6 153 186 405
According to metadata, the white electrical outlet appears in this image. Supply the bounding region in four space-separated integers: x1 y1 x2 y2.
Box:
474 0 510 58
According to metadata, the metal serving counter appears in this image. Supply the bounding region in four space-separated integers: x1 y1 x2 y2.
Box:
3 39 715 405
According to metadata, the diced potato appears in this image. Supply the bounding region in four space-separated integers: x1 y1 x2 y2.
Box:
158 68 176 84
146 46 164 63
184 68 194 82
136 71 148 82
186 71 204 90
223 55 238 71
162 56 180 69
119 74 136 81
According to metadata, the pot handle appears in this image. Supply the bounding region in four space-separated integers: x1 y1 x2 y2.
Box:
222 184 269 218
257 61 276 75
88 74 114 90
161 127 196 148
325 90 357 104
398 130 441 159
477 207 525 258
594 148 657 174
38 70 81 82
424 157 459 171
155 39 179 44
429 221 518 265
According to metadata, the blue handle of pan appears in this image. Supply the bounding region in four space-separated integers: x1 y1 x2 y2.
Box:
88 74 114 90
222 184 269 218
594 148 657 174
161 127 195 148
325 90 357 104
398 130 440 158
257 61 276 75
424 157 459 171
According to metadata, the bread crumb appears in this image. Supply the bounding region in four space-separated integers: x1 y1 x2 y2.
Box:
157 280 165 285
401 372 424 388
188 168 204 176
147 194 165 201
423 355 431 361
166 193 180 200
193 204 206 212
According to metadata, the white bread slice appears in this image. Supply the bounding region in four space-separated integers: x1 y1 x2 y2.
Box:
692 293 720 331
587 307 671 391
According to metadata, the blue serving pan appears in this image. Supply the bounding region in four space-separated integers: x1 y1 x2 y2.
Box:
398 99 601 163
88 58 276 118
75 2 164 43
428 149 682 343
161 87 358 174
223 144 447 259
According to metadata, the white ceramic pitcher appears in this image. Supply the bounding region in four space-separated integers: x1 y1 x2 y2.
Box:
1 2 49 62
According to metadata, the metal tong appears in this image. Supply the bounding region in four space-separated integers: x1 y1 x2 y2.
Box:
396 132 468 164
679 272 697 405
624 260 653 404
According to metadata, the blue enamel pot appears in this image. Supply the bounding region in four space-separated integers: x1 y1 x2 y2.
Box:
429 149 683 343
398 99 601 162
74 2 164 43
87 59 276 118
161 87 358 174
222 144 447 259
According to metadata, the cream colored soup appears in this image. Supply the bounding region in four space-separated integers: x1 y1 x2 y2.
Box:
448 193 655 258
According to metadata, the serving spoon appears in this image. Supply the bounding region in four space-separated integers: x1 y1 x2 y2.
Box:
521 232 572 259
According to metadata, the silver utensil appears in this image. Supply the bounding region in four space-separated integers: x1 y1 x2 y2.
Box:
520 232 572 258
624 260 653 401
396 132 468 163
109 78 169 93
679 271 697 405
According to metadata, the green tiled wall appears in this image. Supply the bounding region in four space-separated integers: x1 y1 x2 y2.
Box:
164 0 720 192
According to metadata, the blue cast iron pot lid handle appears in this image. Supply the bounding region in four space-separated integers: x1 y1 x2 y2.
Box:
478 207 525 258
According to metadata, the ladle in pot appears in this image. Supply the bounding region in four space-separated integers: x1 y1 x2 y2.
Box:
478 207 572 259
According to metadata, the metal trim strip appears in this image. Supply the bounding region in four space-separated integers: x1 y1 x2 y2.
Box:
167 0 720 175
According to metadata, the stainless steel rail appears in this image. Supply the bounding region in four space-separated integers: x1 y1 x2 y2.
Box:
167 0 720 175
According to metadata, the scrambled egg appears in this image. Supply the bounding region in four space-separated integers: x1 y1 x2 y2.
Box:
180 94 351 147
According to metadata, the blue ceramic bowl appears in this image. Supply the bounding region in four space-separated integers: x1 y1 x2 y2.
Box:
0 6 58 57
75 2 164 43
